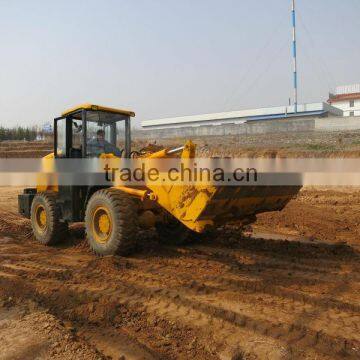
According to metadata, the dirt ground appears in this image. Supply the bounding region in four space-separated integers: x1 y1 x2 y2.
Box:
142 129 360 158
2 129 360 158
0 136 359 359
0 185 359 359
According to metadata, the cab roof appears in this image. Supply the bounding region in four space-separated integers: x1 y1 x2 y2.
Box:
62 103 135 117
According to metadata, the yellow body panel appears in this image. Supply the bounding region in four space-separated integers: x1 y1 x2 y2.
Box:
62 103 135 117
37 153 58 193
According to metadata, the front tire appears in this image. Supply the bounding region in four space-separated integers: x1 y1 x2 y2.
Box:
30 192 68 245
85 189 138 256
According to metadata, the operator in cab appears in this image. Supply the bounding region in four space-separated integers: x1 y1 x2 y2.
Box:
88 129 122 157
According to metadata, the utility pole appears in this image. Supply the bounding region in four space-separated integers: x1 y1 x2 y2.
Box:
292 0 298 113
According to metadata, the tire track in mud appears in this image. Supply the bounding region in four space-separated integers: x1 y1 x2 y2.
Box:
112 264 357 358
0 274 284 359
7 272 357 360
0 234 359 359
0 254 219 359
120 243 360 313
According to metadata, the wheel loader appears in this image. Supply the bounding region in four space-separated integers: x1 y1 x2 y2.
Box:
18 104 300 255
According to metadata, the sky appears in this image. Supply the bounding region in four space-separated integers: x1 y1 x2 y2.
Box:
0 0 360 127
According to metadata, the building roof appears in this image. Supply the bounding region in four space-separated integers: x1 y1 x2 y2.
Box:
142 103 342 129
328 93 360 103
335 84 360 95
62 103 135 117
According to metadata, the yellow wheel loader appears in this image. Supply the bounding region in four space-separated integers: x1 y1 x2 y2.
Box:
18 104 300 256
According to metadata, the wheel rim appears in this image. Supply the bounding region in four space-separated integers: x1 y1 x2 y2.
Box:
92 206 112 244
34 204 47 233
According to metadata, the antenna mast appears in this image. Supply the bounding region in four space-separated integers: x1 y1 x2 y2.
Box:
292 0 298 113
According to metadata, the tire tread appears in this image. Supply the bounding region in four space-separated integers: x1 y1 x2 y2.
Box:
85 188 138 256
31 192 68 245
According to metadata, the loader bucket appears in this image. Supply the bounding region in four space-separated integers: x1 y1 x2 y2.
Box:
147 182 300 232
145 142 301 233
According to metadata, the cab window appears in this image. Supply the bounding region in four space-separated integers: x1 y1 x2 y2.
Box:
56 118 66 156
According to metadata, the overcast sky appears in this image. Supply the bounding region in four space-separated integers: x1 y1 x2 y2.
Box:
1 0 360 127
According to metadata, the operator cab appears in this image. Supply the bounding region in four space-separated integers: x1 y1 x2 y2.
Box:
54 104 134 158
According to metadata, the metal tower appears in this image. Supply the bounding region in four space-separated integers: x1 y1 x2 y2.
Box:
292 0 298 113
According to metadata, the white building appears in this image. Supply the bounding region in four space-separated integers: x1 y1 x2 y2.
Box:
328 84 360 117
42 122 53 133
142 102 342 130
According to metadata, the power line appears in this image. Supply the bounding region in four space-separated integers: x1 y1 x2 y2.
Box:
221 16 288 110
228 37 290 105
297 9 337 90
297 40 330 99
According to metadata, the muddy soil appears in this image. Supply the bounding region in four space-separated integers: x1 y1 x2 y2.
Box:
140 129 360 157
0 186 359 359
3 129 360 158
0 142 52 158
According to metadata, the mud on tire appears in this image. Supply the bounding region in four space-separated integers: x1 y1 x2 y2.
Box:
85 189 139 256
30 192 68 245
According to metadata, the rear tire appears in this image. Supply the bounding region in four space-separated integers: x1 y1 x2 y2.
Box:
85 189 138 256
30 192 68 245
